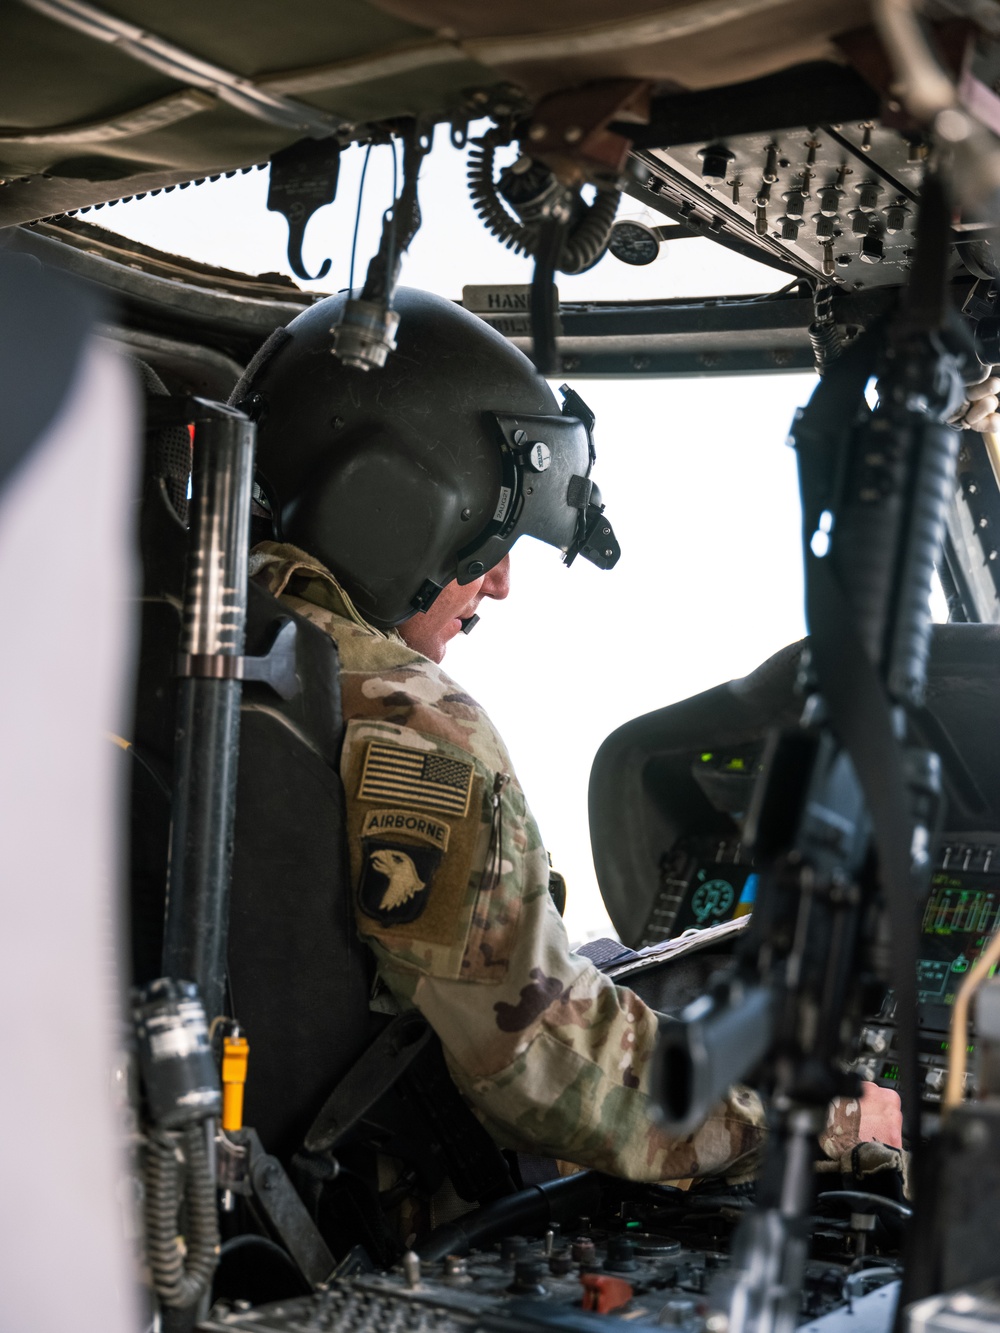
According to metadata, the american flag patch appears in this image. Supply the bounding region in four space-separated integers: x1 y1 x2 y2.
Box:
358 742 475 818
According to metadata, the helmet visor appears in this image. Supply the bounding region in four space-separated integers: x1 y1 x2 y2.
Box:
454 405 621 585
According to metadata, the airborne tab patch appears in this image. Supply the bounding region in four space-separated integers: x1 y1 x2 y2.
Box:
358 741 474 817
360 808 451 851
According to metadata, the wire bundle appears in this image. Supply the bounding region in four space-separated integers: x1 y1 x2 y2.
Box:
145 1125 220 1309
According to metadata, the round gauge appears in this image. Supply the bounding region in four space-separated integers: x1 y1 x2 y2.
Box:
608 220 661 266
690 879 735 924
629 1233 682 1257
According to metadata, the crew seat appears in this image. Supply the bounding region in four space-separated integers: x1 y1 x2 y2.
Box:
128 375 379 1164
127 377 515 1274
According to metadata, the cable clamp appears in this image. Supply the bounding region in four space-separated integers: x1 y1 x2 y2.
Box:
175 618 300 699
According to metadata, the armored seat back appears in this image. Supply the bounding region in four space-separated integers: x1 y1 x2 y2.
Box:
129 387 380 1164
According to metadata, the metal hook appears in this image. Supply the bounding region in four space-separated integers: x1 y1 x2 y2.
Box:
266 137 341 283
283 209 332 282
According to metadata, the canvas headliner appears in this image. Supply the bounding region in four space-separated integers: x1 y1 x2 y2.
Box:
0 0 871 225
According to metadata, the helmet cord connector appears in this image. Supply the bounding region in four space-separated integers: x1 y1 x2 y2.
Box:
333 126 427 371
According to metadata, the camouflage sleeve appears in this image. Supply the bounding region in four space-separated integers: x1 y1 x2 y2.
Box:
341 716 767 1183
260 545 864 1176
818 1096 865 1159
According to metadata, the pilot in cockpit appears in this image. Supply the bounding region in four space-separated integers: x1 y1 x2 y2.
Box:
238 285 903 1195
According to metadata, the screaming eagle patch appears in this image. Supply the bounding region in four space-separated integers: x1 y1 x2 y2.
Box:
358 838 443 925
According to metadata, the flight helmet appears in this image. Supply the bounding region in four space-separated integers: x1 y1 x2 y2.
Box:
234 287 620 627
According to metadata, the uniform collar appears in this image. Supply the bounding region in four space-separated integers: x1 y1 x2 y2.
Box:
249 541 402 640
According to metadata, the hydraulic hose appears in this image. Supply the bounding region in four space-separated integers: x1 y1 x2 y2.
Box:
415 1170 604 1263
145 1125 220 1309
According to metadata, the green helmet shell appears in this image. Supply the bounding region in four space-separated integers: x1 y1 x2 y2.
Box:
236 287 618 626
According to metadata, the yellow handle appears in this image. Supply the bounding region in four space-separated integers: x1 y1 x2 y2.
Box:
221 1035 249 1132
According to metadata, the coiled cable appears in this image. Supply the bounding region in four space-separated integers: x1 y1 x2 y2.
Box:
808 285 846 372
145 1125 220 1309
467 130 620 274
561 187 621 275
468 134 534 256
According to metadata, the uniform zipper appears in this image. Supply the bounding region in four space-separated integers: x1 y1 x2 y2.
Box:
484 772 510 893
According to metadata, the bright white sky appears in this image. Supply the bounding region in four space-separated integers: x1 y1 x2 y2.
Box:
106 128 818 944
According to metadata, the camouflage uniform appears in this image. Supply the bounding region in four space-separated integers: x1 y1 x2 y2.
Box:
250 542 860 1183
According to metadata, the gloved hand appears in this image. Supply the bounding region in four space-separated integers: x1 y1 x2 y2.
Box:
856 1080 903 1149
950 368 1000 434
820 1082 903 1159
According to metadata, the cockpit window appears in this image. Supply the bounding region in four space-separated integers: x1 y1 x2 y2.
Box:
94 133 785 301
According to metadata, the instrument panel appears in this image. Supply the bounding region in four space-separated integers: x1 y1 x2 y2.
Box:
858 837 1000 1108
637 805 997 1112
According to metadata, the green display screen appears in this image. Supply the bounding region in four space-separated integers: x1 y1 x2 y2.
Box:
917 874 1000 1022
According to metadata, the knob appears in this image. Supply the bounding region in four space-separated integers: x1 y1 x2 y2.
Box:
500 1235 528 1265
925 1066 947 1093
860 232 884 264
549 1250 574 1276
779 217 801 241
509 1259 547 1295
818 186 842 217
885 202 909 234
855 181 882 211
660 1297 698 1325
782 190 806 219
571 1237 597 1266
443 1254 470 1284
605 1236 638 1272
861 1026 890 1055
698 144 734 181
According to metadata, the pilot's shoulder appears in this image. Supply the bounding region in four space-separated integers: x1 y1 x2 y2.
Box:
340 636 514 777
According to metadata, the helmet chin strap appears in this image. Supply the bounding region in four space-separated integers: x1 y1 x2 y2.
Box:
459 614 480 635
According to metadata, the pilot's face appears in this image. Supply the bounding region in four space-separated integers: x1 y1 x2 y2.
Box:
397 554 511 664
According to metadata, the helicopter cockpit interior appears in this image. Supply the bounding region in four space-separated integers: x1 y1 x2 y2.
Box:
6 3 1000 1333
